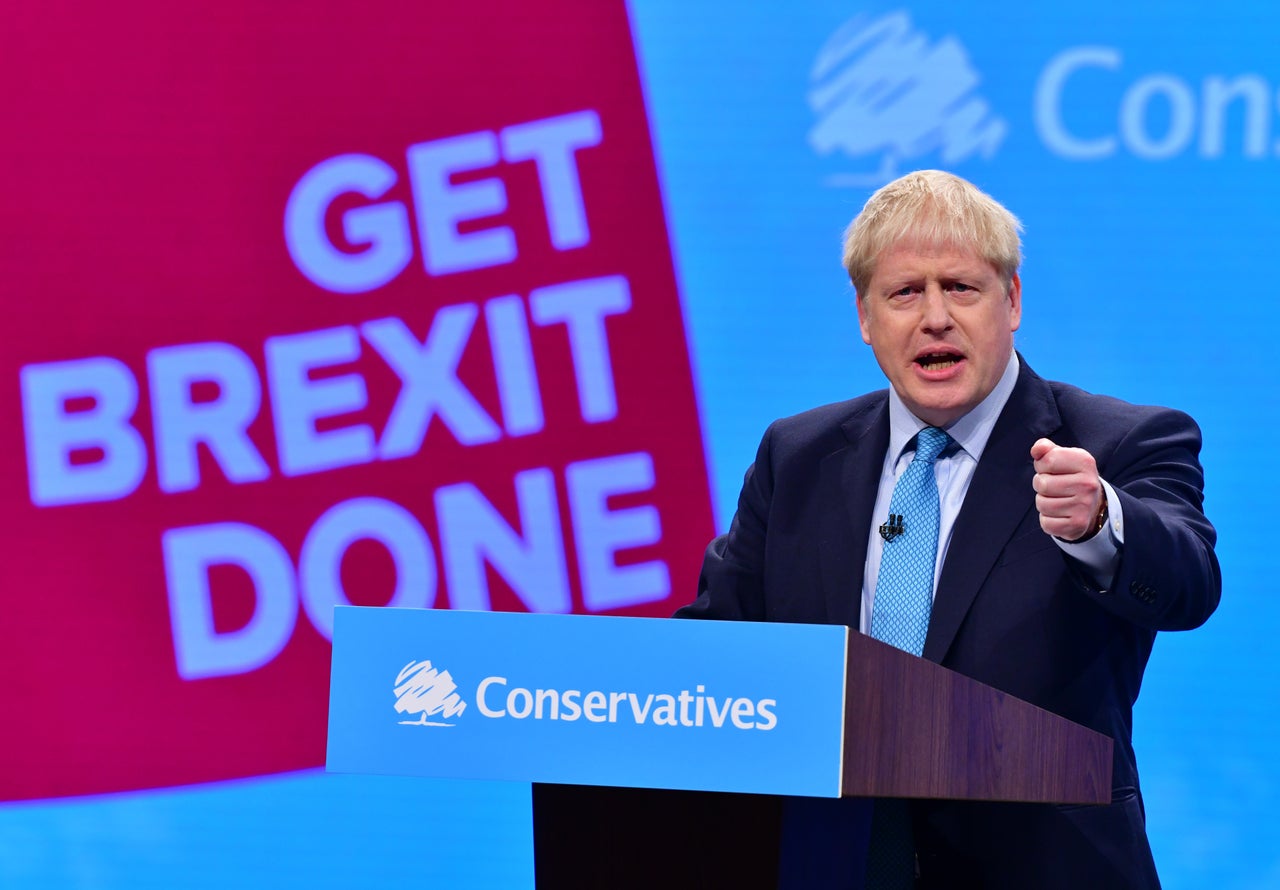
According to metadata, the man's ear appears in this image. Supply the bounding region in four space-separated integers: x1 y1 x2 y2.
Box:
1007 273 1022 332
856 292 873 345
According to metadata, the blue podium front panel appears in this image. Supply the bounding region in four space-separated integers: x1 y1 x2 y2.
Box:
328 608 848 797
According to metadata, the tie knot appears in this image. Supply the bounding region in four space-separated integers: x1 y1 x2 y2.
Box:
912 427 949 464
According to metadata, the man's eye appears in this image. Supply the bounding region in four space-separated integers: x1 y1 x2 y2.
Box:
949 282 974 292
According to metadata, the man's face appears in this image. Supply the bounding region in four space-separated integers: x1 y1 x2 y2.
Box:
857 241 1021 427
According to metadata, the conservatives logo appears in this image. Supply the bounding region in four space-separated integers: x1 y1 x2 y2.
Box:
474 677 777 730
335 611 847 796
808 8 1280 176
394 667 778 732
807 11 1006 186
394 660 467 726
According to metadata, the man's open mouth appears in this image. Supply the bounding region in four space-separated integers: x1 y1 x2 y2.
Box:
915 353 962 372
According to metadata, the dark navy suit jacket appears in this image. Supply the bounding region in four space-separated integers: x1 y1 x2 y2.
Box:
677 359 1220 889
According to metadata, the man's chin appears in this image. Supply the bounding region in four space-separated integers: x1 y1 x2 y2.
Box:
902 391 972 428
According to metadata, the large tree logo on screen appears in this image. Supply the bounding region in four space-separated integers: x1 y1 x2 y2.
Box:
394 660 467 726
807 11 1006 186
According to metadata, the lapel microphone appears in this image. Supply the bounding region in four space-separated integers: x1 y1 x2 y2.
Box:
879 513 905 542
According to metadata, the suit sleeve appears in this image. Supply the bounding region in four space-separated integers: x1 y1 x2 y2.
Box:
1078 407 1220 631
673 423 778 622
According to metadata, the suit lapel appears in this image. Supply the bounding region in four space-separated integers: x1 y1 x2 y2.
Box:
817 398 889 628
922 360 1062 663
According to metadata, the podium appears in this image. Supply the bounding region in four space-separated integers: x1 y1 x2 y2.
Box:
328 607 1112 888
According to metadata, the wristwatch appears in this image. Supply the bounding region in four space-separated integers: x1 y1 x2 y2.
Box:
1078 496 1109 542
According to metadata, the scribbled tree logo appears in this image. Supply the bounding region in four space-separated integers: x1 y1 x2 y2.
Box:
807 11 1006 186
394 660 467 727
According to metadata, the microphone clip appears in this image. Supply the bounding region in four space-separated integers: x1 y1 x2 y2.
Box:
879 513 905 542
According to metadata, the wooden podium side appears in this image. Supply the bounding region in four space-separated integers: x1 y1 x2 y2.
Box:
841 631 1111 802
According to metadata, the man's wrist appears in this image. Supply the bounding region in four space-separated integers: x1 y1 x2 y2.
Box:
1058 496 1108 544
1077 497 1109 543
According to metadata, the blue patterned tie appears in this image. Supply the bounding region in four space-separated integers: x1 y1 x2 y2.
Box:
870 426 950 655
866 426 950 889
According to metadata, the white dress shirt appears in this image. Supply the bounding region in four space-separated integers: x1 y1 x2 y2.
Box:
859 351 1125 633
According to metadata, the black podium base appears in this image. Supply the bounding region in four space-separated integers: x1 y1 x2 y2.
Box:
532 784 782 890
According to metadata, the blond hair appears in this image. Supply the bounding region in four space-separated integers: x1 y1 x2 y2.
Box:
842 170 1023 296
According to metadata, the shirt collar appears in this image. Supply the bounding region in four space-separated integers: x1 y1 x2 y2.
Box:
886 350 1020 463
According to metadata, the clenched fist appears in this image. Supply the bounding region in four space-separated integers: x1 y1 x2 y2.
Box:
1030 438 1105 542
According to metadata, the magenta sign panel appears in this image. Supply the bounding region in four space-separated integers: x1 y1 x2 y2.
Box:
1 0 713 800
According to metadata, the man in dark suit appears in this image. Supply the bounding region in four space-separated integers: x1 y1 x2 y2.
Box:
675 170 1220 888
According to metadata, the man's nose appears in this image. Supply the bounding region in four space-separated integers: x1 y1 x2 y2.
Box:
919 286 952 331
